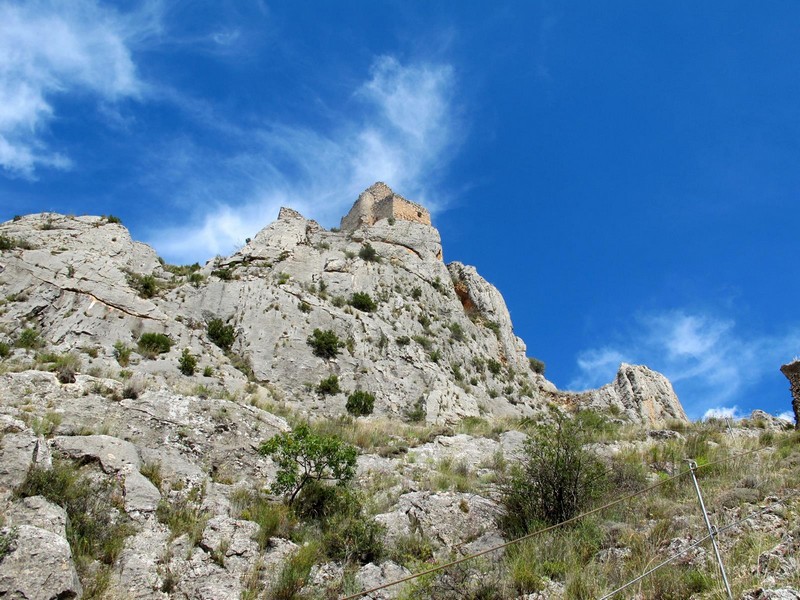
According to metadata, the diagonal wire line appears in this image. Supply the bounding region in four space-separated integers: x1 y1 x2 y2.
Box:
341 444 769 599
598 488 800 600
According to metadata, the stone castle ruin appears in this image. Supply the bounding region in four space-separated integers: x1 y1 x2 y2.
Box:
340 182 431 232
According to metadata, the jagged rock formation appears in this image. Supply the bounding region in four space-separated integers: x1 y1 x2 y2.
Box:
564 363 688 426
0 184 684 427
2 185 799 599
779 359 800 429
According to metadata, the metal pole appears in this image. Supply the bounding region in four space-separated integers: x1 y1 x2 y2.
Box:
686 460 733 600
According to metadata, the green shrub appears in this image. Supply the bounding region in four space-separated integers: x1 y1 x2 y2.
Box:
0 235 15 250
316 375 341 395
487 358 502 375
0 342 10 359
0 527 16 561
178 348 197 376
358 243 379 262
137 332 172 358
207 318 236 351
298 300 312 313
350 292 377 312
499 412 608 535
127 272 158 298
528 357 546 375
16 328 41 350
156 487 208 546
113 341 131 366
211 267 235 281
188 272 205 287
449 322 466 342
232 489 294 549
54 353 82 383
322 500 384 564
307 328 341 359
259 424 357 505
412 335 433 351
396 336 411 346
346 390 375 416
16 460 134 570
268 541 320 600
203 366 213 377
103 214 122 224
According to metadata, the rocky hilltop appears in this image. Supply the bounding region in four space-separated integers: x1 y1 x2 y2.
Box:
0 185 797 600
0 183 685 427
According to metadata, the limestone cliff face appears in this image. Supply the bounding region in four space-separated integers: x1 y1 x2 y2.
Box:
0 185 686 427
568 364 687 427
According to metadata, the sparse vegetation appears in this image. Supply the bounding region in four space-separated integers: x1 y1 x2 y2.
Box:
350 291 377 312
137 332 173 358
316 374 342 395
207 318 236 351
528 356 546 375
16 460 134 592
16 328 41 350
127 272 158 298
178 348 197 376
113 341 131 366
307 328 341 359
346 390 375 416
358 243 379 262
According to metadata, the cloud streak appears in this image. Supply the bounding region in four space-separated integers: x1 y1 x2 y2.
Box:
148 56 461 263
0 0 153 176
569 310 800 419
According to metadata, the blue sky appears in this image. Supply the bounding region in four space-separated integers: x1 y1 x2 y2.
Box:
1 1 798 421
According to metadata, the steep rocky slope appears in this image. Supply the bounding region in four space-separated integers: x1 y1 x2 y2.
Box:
0 185 797 600
0 183 685 427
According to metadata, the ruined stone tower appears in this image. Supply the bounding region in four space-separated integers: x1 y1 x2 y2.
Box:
780 359 800 429
340 182 431 232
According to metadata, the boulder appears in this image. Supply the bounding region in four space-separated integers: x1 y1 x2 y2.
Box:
0 524 82 600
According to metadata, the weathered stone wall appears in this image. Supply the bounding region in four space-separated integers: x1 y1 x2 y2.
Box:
780 360 800 429
375 196 431 226
340 182 430 230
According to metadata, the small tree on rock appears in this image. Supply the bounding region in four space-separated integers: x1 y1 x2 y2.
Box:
259 424 357 505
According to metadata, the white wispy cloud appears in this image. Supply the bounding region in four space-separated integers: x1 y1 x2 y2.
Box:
0 0 154 176
702 406 742 421
148 56 461 263
569 310 800 419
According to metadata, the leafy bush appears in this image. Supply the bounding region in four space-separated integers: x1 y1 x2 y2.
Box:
0 235 15 250
307 328 341 359
499 412 608 535
316 375 341 395
207 318 236 351
346 390 375 416
103 214 122 224
396 336 411 346
137 332 172 358
113 341 131 366
528 357 546 375
259 424 357 505
268 541 320 600
358 243 379 262
16 328 41 350
0 342 10 359
487 358 502 375
211 267 236 281
178 348 197 376
350 292 377 312
127 272 158 298
411 287 422 300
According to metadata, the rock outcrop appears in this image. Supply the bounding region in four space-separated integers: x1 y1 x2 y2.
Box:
0 184 685 428
779 359 800 429
566 363 688 428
